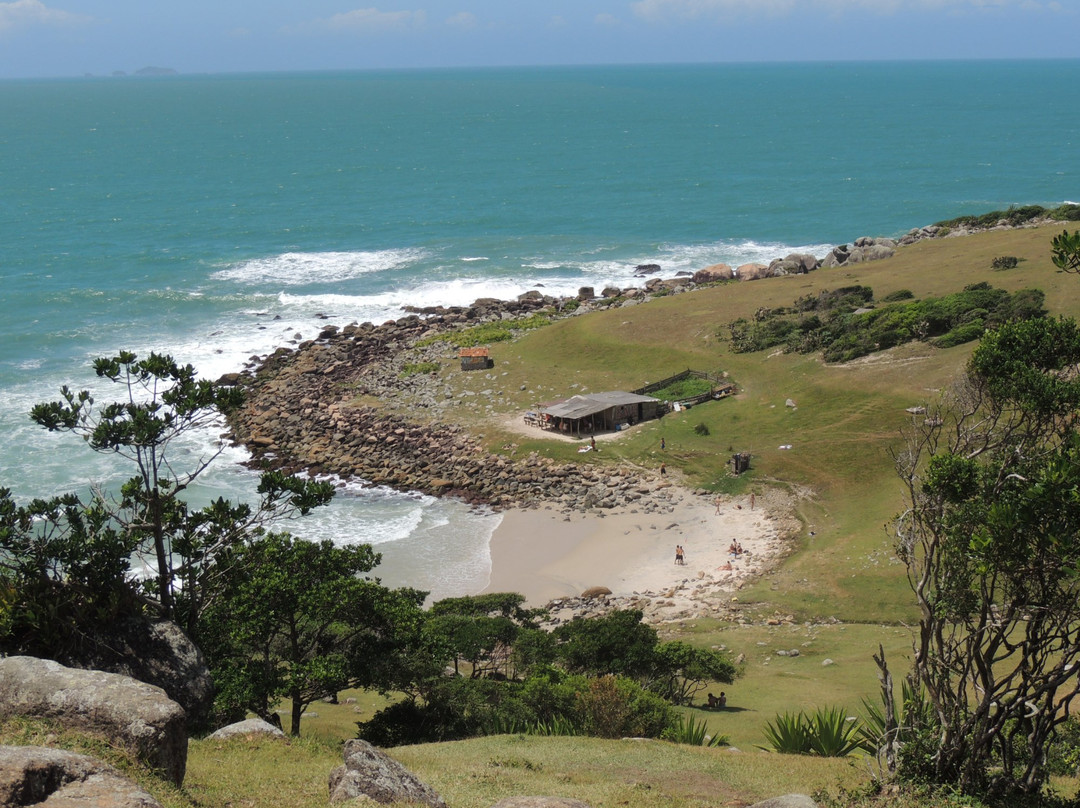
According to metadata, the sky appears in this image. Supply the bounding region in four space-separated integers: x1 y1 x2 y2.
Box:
0 0 1076 78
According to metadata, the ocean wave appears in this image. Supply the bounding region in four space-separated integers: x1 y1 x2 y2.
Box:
212 247 431 286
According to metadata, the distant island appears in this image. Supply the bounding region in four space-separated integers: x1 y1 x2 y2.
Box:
89 67 178 78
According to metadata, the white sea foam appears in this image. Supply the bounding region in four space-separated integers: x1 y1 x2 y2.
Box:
212 248 431 286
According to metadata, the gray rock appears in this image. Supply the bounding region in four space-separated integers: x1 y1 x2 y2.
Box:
60 617 215 731
329 739 447 806
207 718 286 740
0 745 164 807
491 799 593 808
0 656 187 786
748 795 819 808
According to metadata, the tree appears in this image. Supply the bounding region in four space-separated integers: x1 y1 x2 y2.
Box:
209 532 426 735
425 593 546 679
553 609 659 679
649 640 738 706
893 315 1080 799
22 351 334 632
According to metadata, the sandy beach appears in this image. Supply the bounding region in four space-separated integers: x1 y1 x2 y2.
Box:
483 482 798 622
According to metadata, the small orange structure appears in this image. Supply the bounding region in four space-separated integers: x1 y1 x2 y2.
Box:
459 347 492 371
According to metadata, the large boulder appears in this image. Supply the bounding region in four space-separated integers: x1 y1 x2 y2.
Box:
767 253 819 276
60 617 215 731
0 745 164 808
692 263 734 284
748 796 819 808
208 718 286 741
736 262 770 281
491 800 593 808
821 238 896 268
0 656 187 786
329 739 447 806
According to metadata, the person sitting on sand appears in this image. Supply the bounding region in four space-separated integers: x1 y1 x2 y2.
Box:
718 560 733 571
728 540 739 556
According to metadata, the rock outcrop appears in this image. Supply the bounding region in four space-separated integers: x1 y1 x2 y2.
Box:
692 262 734 283
0 656 187 786
491 799 593 808
821 237 896 268
56 616 214 731
0 746 164 808
207 717 286 741
329 739 447 806
748 795 819 808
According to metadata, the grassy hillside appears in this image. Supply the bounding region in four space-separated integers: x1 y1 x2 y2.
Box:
437 223 1080 628
7 224 1080 807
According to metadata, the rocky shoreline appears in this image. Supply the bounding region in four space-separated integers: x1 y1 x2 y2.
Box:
222 230 924 512
221 216 1062 516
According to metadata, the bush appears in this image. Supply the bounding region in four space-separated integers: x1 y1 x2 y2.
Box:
761 707 862 757
992 256 1019 270
651 377 714 401
664 713 730 747
693 422 710 436
882 289 915 302
400 361 440 377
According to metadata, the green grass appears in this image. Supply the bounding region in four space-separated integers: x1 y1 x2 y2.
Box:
8 224 1080 808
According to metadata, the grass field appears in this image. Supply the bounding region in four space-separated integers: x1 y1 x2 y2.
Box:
7 223 1080 807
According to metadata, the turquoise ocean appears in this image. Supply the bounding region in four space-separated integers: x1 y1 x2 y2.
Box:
1 60 1077 599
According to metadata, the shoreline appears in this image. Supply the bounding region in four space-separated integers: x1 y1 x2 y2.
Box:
482 485 801 624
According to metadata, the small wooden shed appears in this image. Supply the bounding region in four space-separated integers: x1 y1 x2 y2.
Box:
459 347 492 371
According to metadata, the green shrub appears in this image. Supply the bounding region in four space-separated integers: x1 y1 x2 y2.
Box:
762 710 813 754
651 377 714 401
991 256 1019 270
417 314 551 348
761 707 862 757
1051 203 1080 221
693 422 710 436
1047 716 1080 776
730 283 1045 363
882 289 915 302
400 361 440 378
664 713 731 747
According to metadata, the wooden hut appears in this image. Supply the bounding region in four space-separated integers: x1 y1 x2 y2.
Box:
459 347 492 371
539 391 660 436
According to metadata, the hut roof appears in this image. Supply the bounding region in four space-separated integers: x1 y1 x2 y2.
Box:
459 347 490 357
541 391 658 420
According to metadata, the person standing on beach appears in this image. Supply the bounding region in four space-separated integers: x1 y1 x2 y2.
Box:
675 544 684 565
750 492 755 510
660 462 667 476
661 436 666 450
714 495 722 515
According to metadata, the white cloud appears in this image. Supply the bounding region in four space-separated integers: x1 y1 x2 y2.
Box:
631 0 1048 20
595 12 622 25
445 11 477 29
0 0 90 33
299 7 427 34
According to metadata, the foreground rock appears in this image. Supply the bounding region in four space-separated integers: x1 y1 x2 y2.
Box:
0 745 163 808
54 616 214 732
491 800 592 808
207 717 286 741
0 656 187 786
749 795 819 808
329 739 447 806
